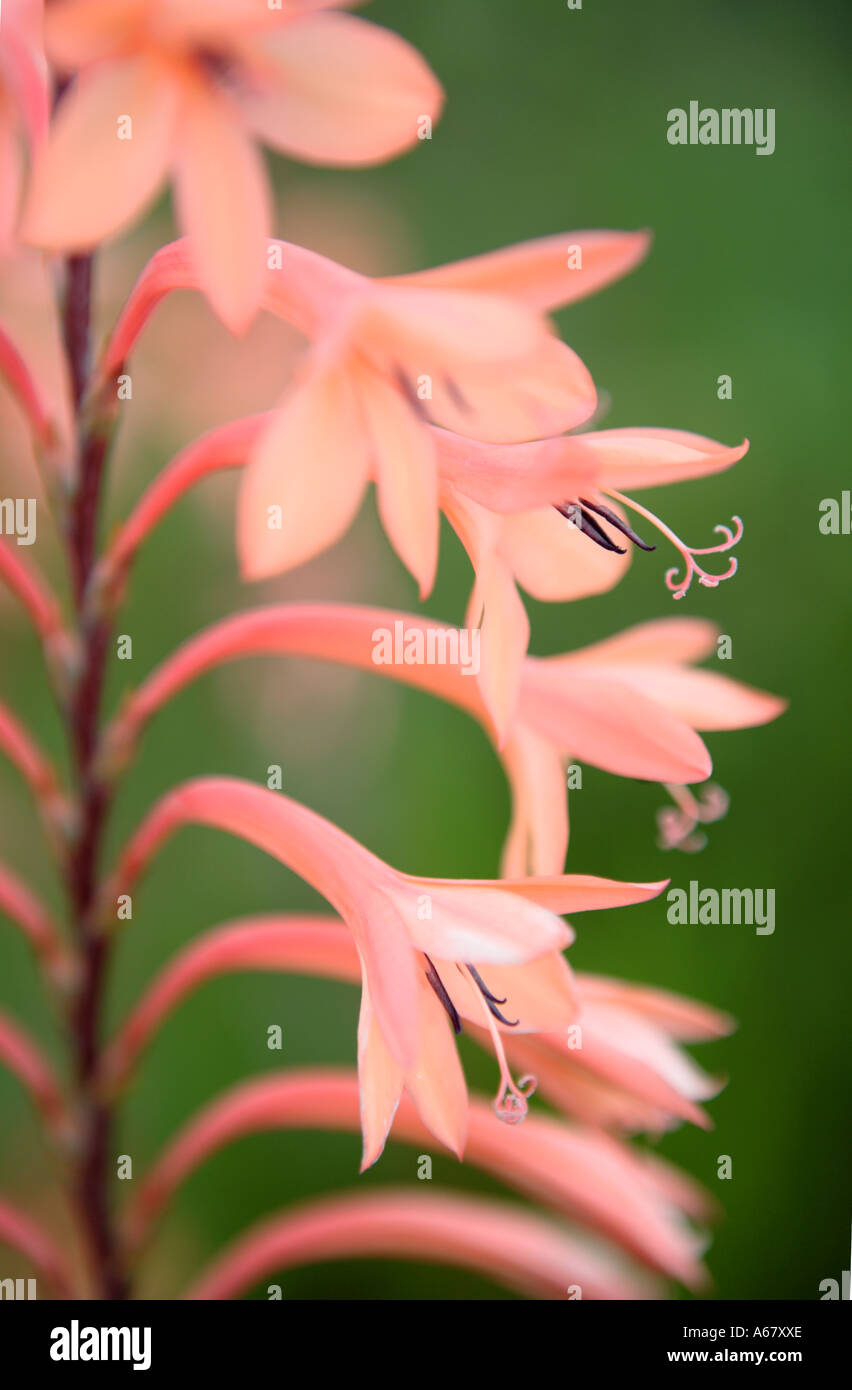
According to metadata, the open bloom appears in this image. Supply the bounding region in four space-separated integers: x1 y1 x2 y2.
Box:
103 604 784 876
110 776 666 1160
0 0 48 252
438 425 750 730
99 229 650 591
104 914 732 1149
23 0 443 329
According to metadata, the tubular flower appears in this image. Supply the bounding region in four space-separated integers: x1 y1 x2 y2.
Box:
98 229 650 591
101 604 785 874
108 776 666 1158
23 0 444 329
103 915 732 1148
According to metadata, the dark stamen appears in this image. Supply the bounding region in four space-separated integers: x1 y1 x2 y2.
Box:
467 963 519 1027
579 497 656 551
443 374 472 414
575 504 626 553
424 955 462 1034
393 365 429 419
466 963 507 1005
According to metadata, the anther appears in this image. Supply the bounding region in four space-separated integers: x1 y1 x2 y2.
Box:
424 955 462 1034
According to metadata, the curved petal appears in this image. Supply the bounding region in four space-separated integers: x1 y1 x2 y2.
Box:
396 230 652 311
23 55 177 250
601 666 788 733
356 365 439 596
499 727 569 877
559 616 720 667
173 75 270 333
237 363 369 580
357 980 403 1169
584 428 749 491
518 666 713 783
238 13 443 166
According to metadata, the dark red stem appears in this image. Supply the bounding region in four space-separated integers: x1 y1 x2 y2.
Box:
62 252 126 1300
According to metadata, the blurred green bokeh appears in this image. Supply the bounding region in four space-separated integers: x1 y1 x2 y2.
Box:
1 0 849 1300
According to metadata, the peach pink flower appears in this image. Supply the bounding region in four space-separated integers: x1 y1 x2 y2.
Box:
102 914 732 1144
109 777 666 1158
23 0 443 329
98 229 650 591
124 1068 709 1288
101 604 784 876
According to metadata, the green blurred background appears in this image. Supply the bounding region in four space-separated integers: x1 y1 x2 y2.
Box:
1 0 849 1299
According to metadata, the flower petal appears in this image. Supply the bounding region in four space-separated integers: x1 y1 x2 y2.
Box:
23 54 176 250
500 728 569 877
238 363 369 580
583 428 749 491
173 75 270 333
501 504 632 601
518 665 713 783
395 230 651 311
392 879 572 965
238 13 443 166
357 980 403 1170
357 366 439 596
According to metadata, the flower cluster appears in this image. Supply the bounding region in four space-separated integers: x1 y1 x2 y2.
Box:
0 0 783 1300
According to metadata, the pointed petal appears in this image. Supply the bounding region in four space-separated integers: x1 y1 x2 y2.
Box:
466 552 529 746
357 981 403 1170
395 231 651 311
238 13 443 166
173 76 270 333
402 977 467 1159
357 366 439 596
472 874 669 915
578 974 735 1041
582 428 749 490
499 728 569 877
518 665 713 783
561 616 719 667
23 55 176 250
238 364 369 580
601 666 787 733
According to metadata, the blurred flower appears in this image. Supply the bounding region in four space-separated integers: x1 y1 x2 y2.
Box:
23 0 443 328
0 0 48 253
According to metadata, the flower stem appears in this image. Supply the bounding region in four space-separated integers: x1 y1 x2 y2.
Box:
61 251 126 1300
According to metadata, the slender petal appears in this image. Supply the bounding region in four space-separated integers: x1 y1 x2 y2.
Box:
238 365 369 580
23 54 178 250
395 230 652 311
173 73 271 334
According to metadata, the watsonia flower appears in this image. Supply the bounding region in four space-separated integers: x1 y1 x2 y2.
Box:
23 0 444 329
107 777 666 1157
